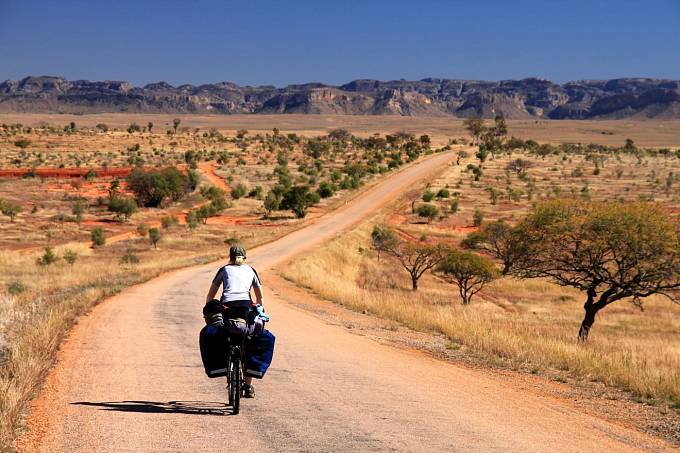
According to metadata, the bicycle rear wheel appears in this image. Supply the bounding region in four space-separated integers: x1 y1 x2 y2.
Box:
227 361 234 407
230 357 241 414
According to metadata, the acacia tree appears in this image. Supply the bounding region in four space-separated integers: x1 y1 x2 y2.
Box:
0 199 21 222
463 116 485 146
436 250 498 305
375 228 445 290
108 196 138 222
515 200 680 340
149 227 161 248
462 220 527 275
173 118 181 134
370 225 399 262
506 158 532 176
478 115 508 157
280 185 320 218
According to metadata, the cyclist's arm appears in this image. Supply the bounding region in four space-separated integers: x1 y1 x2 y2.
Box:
206 282 220 304
251 268 263 306
253 285 263 306
206 268 223 303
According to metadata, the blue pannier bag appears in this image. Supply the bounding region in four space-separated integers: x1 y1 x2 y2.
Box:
199 323 229 378
245 330 275 379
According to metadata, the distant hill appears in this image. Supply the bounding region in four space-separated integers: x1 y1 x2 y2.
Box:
2 76 680 119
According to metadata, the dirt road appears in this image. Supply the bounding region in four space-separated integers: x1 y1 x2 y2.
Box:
18 151 674 452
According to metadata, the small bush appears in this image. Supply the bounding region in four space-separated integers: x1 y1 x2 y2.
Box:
436 188 450 198
7 281 26 295
63 249 78 265
120 248 140 265
231 183 248 199
422 190 435 202
14 139 31 149
416 204 439 222
91 227 106 247
161 215 179 229
149 227 161 248
37 247 59 266
108 197 137 222
318 181 335 198
450 198 460 213
127 167 192 207
136 223 148 237
248 186 263 199
473 209 484 227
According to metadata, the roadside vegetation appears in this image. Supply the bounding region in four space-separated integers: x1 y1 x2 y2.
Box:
284 117 680 413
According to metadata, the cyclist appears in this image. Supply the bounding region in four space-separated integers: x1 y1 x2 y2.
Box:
205 244 263 398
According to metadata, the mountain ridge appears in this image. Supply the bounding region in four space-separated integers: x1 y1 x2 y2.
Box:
1 75 679 119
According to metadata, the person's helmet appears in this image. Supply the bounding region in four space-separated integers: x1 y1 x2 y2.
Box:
229 244 247 261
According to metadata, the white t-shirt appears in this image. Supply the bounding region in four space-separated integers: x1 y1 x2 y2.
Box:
212 264 261 306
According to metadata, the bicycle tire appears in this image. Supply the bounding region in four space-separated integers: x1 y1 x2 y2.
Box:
227 356 234 407
231 358 241 414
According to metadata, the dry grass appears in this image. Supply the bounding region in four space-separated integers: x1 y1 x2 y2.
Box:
283 222 680 407
3 113 680 147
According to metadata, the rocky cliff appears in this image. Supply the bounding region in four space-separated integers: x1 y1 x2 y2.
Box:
1 76 679 119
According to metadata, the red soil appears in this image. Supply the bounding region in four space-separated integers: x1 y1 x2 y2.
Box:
198 162 230 191
0 167 134 178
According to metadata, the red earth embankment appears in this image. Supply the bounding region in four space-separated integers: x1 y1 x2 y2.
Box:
0 167 134 178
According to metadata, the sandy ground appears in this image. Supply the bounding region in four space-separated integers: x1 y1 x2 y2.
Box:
2 113 680 147
15 151 677 452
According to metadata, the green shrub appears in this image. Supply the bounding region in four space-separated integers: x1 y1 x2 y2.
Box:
0 199 21 222
416 204 439 222
248 186 263 199
436 188 450 198
120 248 140 265
108 197 137 222
280 185 318 218
7 281 26 295
126 167 191 207
231 183 248 199
422 190 435 202
450 198 460 213
37 247 59 266
149 227 161 248
63 249 78 265
185 210 200 230
473 209 484 226
136 223 148 237
91 227 106 247
318 181 335 198
161 215 179 229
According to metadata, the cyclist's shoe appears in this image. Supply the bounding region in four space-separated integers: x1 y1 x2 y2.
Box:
243 385 255 398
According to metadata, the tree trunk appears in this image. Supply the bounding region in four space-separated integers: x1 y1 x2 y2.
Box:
411 274 418 291
459 287 470 305
578 302 600 341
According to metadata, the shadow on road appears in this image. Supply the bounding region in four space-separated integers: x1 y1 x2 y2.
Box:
71 400 231 416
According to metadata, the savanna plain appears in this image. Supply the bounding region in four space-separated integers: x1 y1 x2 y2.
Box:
1 113 679 448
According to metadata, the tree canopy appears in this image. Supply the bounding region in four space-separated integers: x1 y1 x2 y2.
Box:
515 200 680 340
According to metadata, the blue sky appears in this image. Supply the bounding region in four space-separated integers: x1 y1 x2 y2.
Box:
1 0 678 87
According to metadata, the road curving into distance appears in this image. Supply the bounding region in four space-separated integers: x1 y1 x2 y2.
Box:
17 150 674 452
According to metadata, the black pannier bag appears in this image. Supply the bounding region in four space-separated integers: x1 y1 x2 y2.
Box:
199 323 229 378
245 330 275 379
